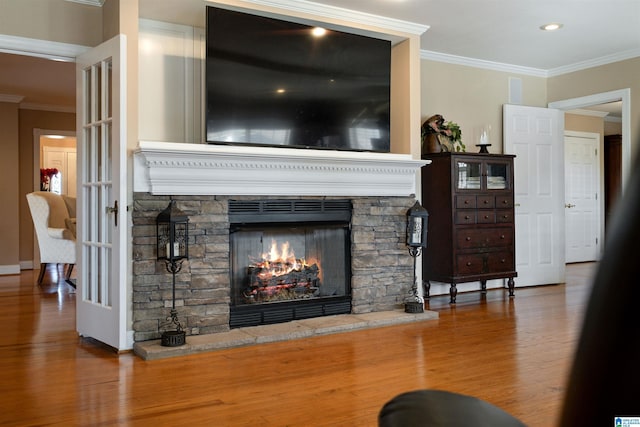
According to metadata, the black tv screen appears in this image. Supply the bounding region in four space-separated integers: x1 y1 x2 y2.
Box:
206 6 391 152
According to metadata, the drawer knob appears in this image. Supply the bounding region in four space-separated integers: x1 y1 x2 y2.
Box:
466 237 471 241
500 235 505 239
484 215 489 219
501 259 506 263
464 200 470 204
502 200 508 204
465 215 471 220
483 200 489 204
503 215 509 219
466 262 472 266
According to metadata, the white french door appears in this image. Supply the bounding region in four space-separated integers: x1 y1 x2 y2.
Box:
76 35 130 350
564 131 600 263
503 104 565 287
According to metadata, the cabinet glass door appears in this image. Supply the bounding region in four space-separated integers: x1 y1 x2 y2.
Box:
486 162 508 190
457 161 481 190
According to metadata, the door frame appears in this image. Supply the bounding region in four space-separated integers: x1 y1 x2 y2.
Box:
549 89 631 192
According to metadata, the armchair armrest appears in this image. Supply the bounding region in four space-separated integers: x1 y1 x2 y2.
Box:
48 227 75 241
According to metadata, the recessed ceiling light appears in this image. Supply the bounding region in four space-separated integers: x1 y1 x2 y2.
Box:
44 135 65 139
311 27 327 37
540 23 563 31
276 88 286 94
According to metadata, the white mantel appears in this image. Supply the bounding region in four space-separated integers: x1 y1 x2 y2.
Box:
134 141 429 197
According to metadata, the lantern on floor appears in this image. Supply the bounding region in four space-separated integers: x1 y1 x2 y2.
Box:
157 200 189 346
405 201 429 313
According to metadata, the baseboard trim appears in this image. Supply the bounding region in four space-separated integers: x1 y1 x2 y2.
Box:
0 264 21 275
20 260 34 270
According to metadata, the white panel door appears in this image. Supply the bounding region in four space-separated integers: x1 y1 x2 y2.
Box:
565 132 600 263
43 146 76 196
76 35 130 350
67 151 77 198
503 104 565 286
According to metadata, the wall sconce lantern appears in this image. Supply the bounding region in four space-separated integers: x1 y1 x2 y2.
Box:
405 201 429 313
157 200 189 347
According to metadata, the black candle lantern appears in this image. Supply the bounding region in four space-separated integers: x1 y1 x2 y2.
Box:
156 200 189 347
405 201 429 313
406 201 429 256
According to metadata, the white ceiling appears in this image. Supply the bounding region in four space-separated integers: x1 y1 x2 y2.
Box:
139 0 640 73
2 0 638 115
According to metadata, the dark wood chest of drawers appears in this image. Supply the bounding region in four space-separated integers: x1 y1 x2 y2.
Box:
421 152 517 303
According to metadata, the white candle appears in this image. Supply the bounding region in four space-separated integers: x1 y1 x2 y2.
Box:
480 130 488 145
166 241 180 257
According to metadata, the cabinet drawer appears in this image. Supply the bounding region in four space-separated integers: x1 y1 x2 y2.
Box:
457 254 485 275
496 196 513 208
456 228 514 249
496 210 513 223
487 251 515 272
477 196 495 208
477 211 496 223
456 195 476 209
456 252 514 275
455 211 476 224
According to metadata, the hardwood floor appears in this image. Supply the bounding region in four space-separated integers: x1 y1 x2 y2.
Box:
0 263 596 426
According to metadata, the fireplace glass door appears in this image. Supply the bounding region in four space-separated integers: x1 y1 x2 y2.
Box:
230 223 351 327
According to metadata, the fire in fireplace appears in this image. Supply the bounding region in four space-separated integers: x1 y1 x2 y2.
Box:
243 239 321 303
229 199 352 328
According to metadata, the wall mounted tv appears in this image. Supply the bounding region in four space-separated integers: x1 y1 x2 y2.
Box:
206 6 391 152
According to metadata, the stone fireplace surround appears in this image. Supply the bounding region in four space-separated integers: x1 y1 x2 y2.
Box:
132 142 428 342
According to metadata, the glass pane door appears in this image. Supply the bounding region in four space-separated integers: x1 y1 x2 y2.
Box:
457 160 482 190
487 162 508 190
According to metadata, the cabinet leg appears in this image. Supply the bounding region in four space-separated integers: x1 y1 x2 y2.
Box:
423 280 431 299
480 280 487 294
449 283 457 304
507 277 515 297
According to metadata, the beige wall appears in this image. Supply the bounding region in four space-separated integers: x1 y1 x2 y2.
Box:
565 113 605 136
0 101 20 273
548 57 640 161
420 60 547 153
18 109 75 265
0 0 103 46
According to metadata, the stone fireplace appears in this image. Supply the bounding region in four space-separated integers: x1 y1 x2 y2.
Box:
132 142 428 342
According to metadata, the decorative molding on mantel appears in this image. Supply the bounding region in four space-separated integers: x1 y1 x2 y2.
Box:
134 141 429 197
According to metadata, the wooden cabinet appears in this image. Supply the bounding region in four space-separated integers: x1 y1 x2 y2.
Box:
421 152 517 303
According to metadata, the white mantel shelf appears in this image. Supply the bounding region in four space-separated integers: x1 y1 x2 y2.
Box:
134 141 429 197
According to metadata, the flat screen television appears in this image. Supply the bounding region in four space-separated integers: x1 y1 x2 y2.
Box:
206 6 391 152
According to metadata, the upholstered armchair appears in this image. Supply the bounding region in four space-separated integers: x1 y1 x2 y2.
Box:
26 191 76 285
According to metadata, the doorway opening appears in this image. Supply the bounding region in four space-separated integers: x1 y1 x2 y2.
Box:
32 129 77 267
548 88 630 257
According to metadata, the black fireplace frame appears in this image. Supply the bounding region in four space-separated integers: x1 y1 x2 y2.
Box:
228 199 353 328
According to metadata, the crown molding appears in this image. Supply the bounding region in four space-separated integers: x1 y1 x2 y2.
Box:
0 34 89 62
20 103 75 113
0 94 25 103
64 0 104 6
546 48 640 77
208 0 428 38
420 50 548 78
134 141 428 197
566 108 609 118
422 48 640 78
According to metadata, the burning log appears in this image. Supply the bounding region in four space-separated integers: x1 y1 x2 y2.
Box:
243 262 321 303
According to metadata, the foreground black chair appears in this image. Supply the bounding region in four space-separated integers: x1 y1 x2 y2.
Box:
380 147 640 426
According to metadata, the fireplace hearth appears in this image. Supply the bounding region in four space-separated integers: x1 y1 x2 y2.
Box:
229 199 352 328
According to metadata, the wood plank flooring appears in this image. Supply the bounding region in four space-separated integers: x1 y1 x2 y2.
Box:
0 263 596 426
